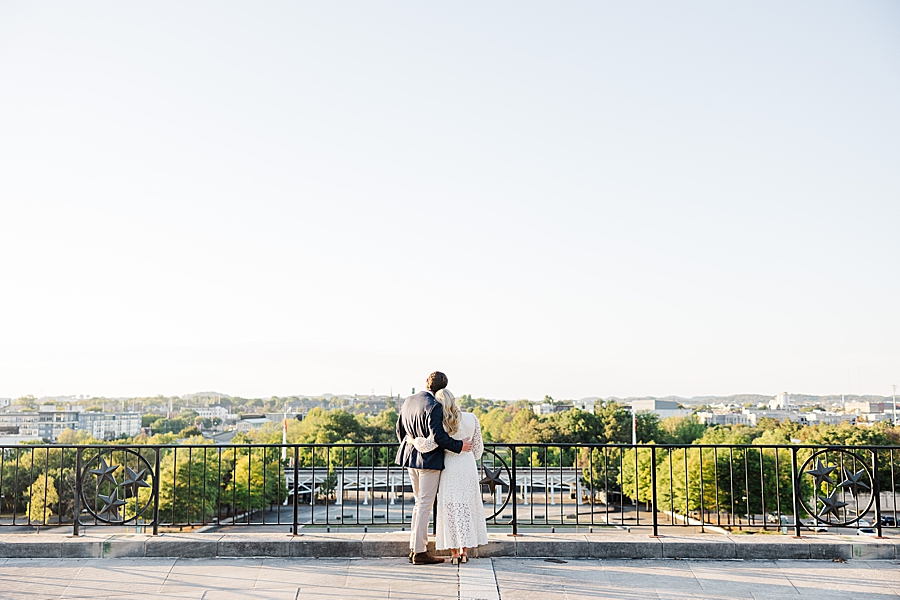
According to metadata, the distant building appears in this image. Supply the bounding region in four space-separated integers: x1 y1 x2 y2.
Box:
696 411 751 426
0 411 80 439
768 392 790 410
630 399 689 419
530 402 574 415
264 412 304 423
0 398 11 408
845 401 885 414
572 399 597 412
0 410 140 442
78 411 141 439
208 430 239 444
741 408 856 427
856 412 892 424
188 405 232 420
803 412 857 426
743 409 800 426
235 414 269 431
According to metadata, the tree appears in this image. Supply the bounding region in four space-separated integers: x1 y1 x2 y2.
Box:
366 409 399 443
549 409 599 444
661 415 707 444
15 395 38 410
581 447 623 500
595 401 631 443
27 475 59 524
132 446 220 525
56 428 98 445
142 414 165 428
622 428 807 521
223 447 286 514
635 412 664 443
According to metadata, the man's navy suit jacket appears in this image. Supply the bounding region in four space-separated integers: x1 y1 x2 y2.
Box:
394 390 464 470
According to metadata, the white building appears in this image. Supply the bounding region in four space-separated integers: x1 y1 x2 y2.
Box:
696 411 751 426
768 392 789 410
856 412 892 424
530 402 574 415
189 405 232 420
572 398 597 412
802 412 857 426
845 401 885 414
631 399 689 419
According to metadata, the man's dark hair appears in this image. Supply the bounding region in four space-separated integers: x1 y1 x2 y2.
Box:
426 371 448 393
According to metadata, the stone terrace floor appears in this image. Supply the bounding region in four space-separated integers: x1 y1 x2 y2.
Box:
0 557 898 600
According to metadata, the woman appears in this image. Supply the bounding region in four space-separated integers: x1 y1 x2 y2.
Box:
407 389 488 563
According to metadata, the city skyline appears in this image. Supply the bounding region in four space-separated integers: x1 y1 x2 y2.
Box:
3 388 897 404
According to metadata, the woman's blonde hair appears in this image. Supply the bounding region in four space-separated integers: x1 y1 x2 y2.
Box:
435 389 461 436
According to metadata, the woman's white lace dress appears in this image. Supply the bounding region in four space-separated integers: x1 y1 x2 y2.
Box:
409 412 489 550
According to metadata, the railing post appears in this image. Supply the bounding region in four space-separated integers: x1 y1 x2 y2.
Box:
292 445 300 536
790 446 802 538
71 447 82 537
152 447 161 536
510 445 519 536
650 445 659 537
873 449 883 538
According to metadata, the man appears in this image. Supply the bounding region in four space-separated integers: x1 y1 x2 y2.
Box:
395 371 472 565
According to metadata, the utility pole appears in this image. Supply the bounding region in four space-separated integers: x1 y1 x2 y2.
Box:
282 408 288 461
893 384 897 426
631 403 637 446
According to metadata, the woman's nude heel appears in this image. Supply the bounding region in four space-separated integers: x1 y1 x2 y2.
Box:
460 555 468 563
451 556 460 565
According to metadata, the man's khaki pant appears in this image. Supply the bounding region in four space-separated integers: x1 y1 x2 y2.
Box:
408 468 441 553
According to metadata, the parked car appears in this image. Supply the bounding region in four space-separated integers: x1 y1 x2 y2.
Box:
857 519 872 527
803 521 829 533
857 528 878 536
880 516 896 527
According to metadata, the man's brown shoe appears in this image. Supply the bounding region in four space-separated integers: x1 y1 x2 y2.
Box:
411 552 445 565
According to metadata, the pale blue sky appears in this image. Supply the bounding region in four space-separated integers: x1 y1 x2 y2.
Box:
1 2 898 400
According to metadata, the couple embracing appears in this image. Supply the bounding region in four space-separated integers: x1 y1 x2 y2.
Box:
395 371 488 565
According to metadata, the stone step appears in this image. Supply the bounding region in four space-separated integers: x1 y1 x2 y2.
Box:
0 532 895 560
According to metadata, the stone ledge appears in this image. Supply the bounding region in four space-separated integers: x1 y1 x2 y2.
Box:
0 532 893 560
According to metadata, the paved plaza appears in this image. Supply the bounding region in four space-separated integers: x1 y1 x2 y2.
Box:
0 557 897 600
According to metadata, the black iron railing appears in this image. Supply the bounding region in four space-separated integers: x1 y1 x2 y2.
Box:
0 443 896 537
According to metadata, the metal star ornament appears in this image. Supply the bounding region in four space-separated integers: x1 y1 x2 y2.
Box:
121 466 151 495
479 466 505 495
804 459 836 489
97 488 127 520
837 468 870 498
89 458 120 488
817 489 848 520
